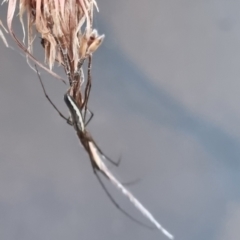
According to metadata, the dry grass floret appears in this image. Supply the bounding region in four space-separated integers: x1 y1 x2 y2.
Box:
5 0 104 82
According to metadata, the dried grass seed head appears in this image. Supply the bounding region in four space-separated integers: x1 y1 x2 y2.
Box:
6 0 102 71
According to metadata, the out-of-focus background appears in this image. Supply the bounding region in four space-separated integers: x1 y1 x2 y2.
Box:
1 1 240 239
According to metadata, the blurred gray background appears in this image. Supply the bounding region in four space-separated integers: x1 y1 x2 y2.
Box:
1 0 240 239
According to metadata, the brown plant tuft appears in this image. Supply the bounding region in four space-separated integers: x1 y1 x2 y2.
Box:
5 0 103 82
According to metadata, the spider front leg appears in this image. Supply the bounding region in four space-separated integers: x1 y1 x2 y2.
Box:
74 56 94 127
82 55 92 123
35 65 73 126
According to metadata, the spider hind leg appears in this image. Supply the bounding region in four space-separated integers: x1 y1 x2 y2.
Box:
93 169 154 229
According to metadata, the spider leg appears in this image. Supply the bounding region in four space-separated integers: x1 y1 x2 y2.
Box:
72 57 93 125
93 169 154 230
82 55 92 123
92 142 140 186
56 39 73 86
35 65 72 125
84 109 94 126
121 178 141 187
92 140 121 167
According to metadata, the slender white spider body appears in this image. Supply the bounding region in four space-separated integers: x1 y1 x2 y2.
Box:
64 93 174 240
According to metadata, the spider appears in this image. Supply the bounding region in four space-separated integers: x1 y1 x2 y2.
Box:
35 38 173 238
64 92 173 239
34 64 153 229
